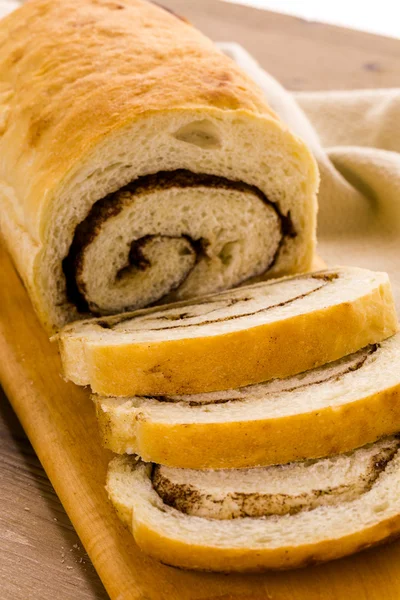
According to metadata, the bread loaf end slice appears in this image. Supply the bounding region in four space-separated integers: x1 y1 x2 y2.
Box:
107 436 400 571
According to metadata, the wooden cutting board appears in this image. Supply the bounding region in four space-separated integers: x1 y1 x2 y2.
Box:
2 236 400 600
2 2 400 599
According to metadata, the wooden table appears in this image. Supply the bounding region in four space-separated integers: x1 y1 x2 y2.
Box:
1 2 400 599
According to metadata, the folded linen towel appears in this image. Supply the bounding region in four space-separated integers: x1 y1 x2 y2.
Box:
220 43 400 305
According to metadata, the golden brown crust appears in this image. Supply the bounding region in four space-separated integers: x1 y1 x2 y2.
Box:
64 279 398 396
106 455 400 571
98 383 400 468
0 0 275 229
133 515 400 571
0 0 319 333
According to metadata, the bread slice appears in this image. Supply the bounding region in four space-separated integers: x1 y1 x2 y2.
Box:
0 0 318 333
58 267 397 396
106 435 400 571
95 334 400 468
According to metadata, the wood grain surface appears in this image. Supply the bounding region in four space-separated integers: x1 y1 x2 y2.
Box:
1 1 400 599
0 388 108 600
168 0 400 91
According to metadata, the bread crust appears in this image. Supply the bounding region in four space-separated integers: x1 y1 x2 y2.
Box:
0 0 272 226
106 453 400 571
97 382 400 469
132 516 400 571
0 0 318 332
59 275 398 396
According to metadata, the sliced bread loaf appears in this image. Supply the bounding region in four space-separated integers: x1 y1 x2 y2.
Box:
95 334 400 468
0 0 318 333
58 267 397 396
107 435 400 571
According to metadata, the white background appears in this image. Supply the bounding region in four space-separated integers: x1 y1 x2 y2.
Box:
2 1 399 39
224 0 399 39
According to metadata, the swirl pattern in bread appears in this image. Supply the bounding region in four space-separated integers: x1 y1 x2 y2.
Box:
151 437 399 519
58 267 398 396
62 170 294 315
0 0 318 332
107 435 400 571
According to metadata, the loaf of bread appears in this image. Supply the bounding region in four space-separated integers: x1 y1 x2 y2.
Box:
95 334 400 468
107 435 400 571
0 0 318 333
58 267 398 396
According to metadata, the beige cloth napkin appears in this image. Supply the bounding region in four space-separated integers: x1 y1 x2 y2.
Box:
220 43 400 307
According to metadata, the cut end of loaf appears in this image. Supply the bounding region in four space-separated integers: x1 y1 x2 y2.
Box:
35 106 317 333
0 0 319 333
